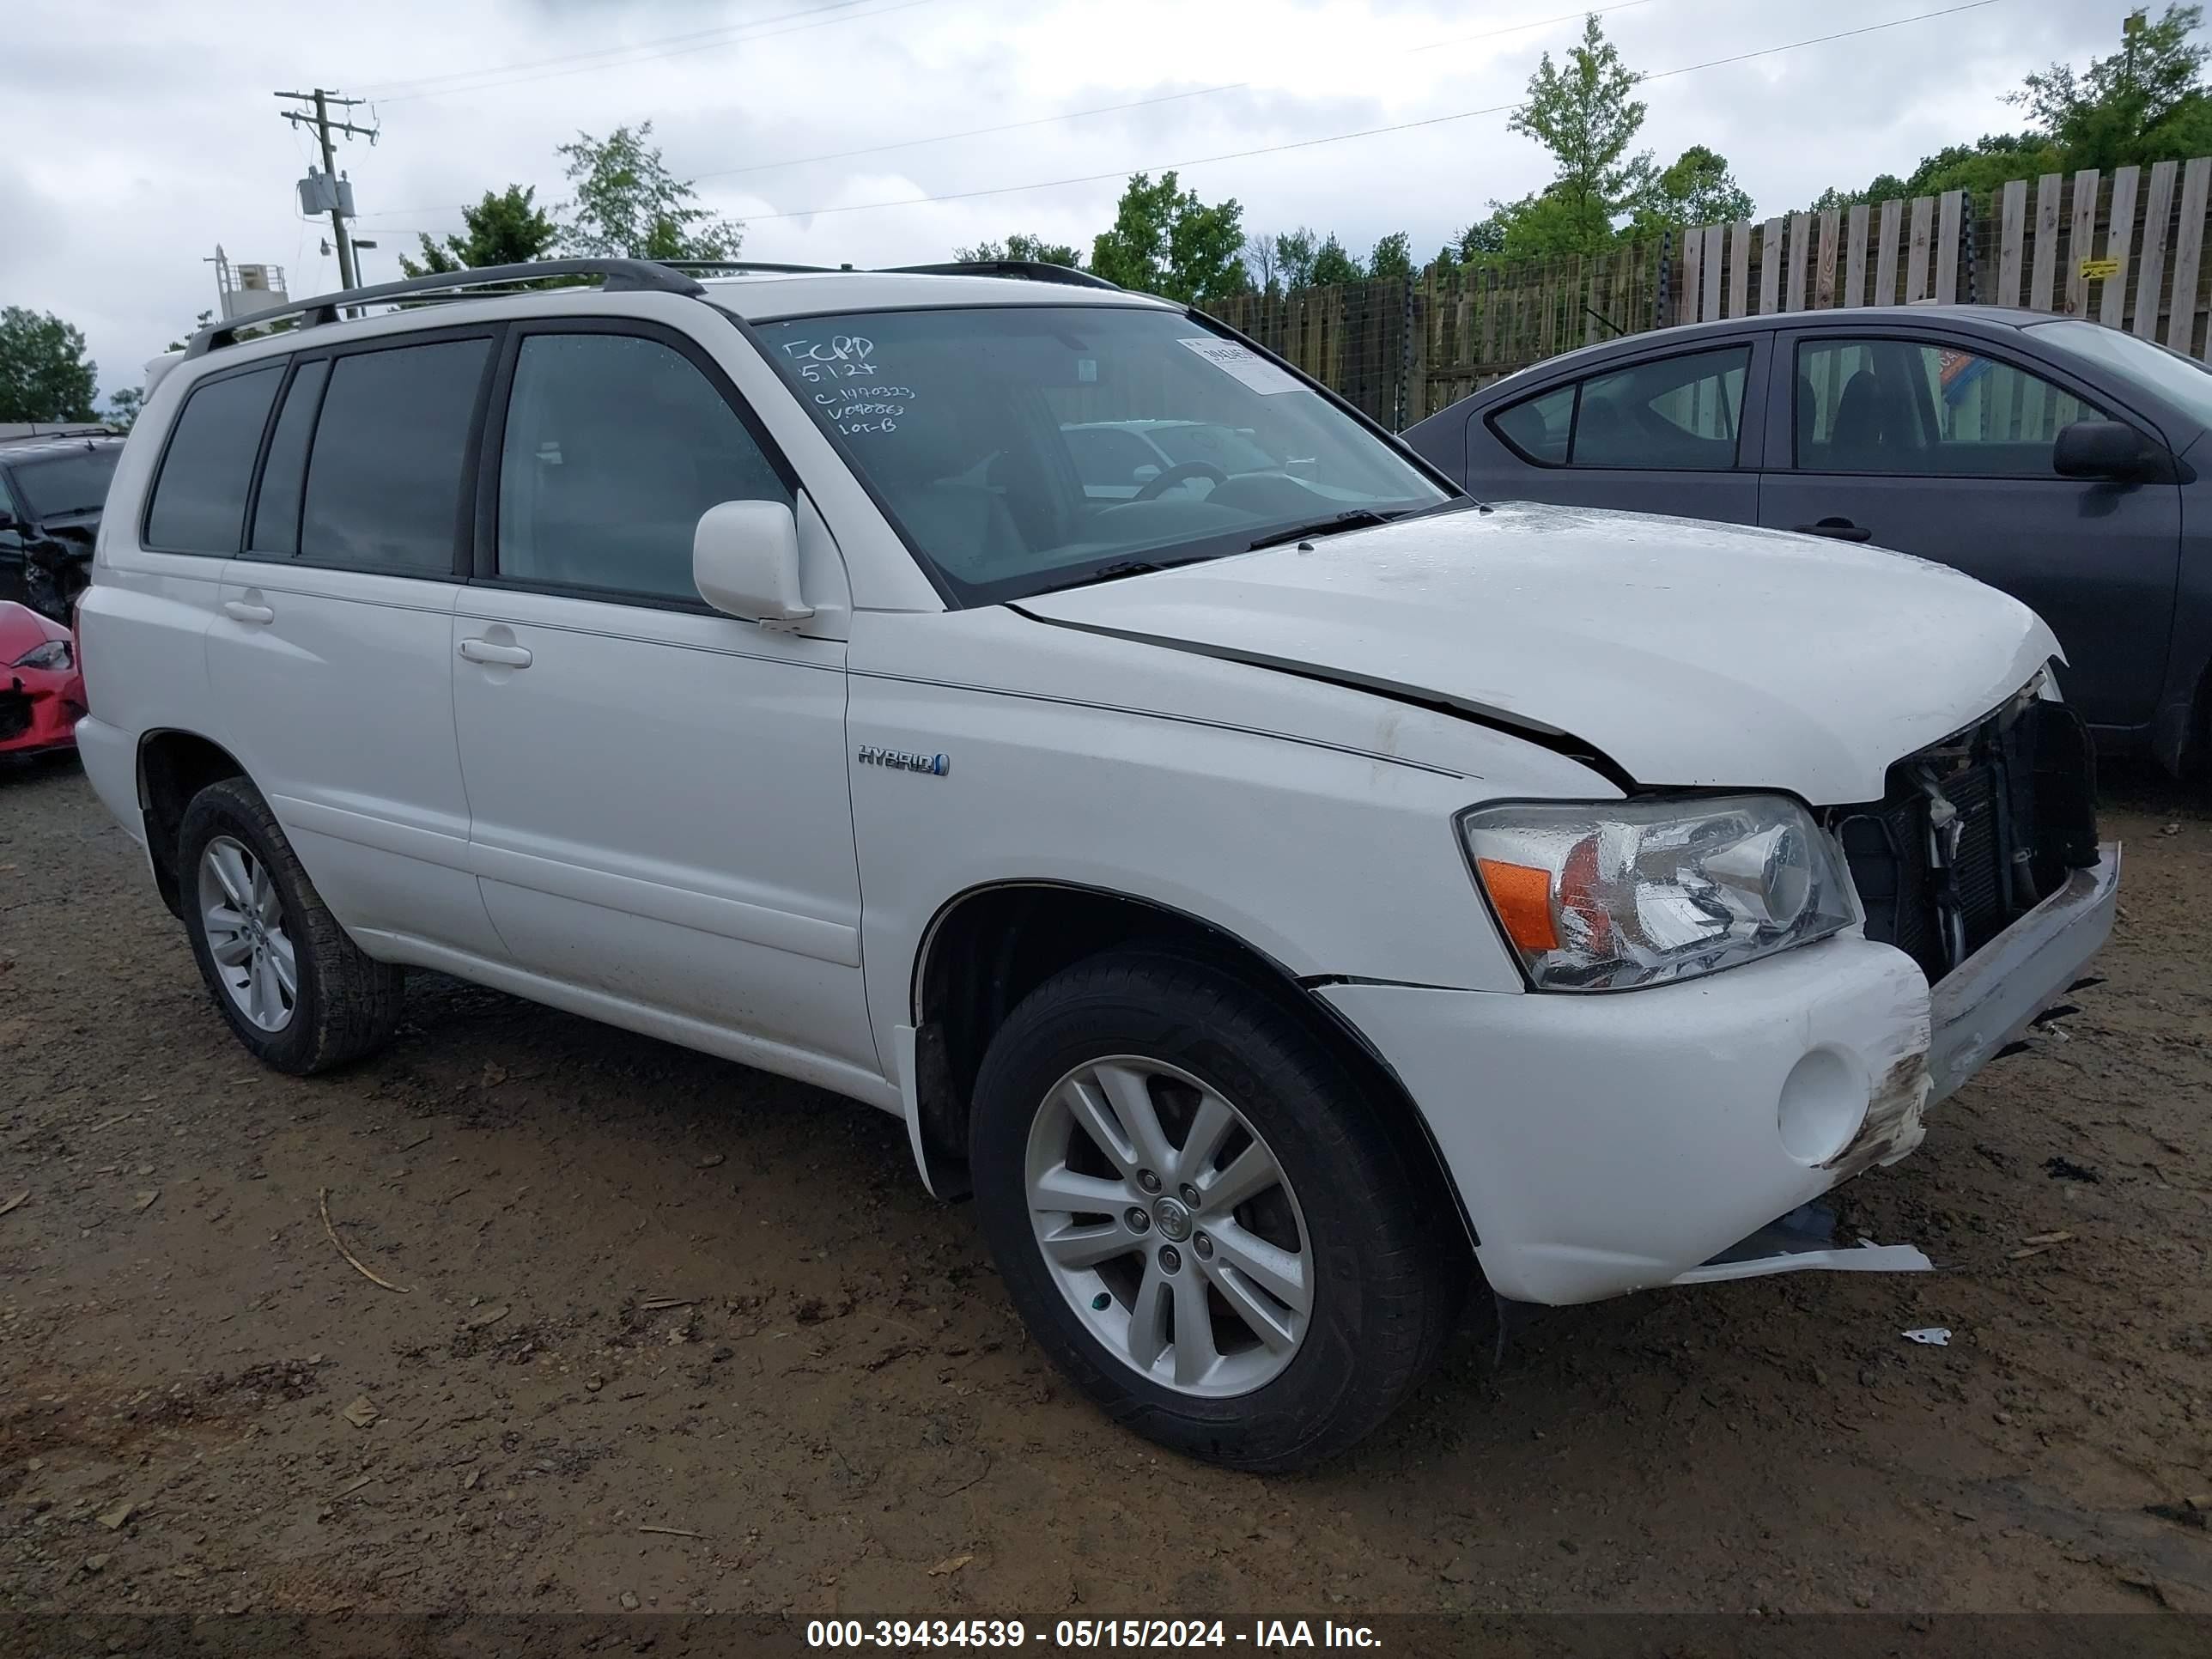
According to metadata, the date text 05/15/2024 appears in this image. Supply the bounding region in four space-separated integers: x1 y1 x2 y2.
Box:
805 1620 1383 1650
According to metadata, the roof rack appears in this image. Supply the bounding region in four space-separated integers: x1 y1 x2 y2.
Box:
184 258 708 358
0 423 125 445
182 255 1127 361
655 258 851 276
879 260 1121 290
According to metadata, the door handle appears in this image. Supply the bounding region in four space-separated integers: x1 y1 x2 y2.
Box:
1790 518 1875 544
459 637 533 668
222 599 275 624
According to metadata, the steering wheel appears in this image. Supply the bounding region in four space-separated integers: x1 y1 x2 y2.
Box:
1131 460 1229 501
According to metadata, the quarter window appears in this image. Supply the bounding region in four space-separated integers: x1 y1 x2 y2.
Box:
1489 347 1748 471
247 359 330 557
145 366 283 554
1490 385 1572 465
495 332 788 601
1795 338 2108 476
301 338 490 574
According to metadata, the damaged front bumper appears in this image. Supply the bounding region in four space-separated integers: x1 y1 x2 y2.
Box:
1317 842 2119 1306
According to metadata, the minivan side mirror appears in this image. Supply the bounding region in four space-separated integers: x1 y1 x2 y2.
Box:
694 500 812 625
2054 419 2159 482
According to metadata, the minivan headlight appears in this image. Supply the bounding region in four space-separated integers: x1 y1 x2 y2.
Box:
1459 795 1856 991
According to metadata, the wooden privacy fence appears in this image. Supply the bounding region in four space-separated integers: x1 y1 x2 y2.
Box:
1196 156 2212 431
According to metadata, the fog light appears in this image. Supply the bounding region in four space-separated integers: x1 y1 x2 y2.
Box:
1777 1048 1868 1164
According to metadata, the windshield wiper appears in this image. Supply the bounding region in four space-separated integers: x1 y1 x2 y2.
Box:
1244 508 1393 551
1028 555 1216 595
1246 497 1480 552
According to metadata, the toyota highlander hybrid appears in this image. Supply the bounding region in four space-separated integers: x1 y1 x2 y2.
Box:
73 257 2118 1470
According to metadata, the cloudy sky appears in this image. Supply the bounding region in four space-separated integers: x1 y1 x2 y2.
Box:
5 0 2145 399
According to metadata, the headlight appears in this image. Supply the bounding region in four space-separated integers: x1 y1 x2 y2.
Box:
1460 794 1857 991
11 639 71 671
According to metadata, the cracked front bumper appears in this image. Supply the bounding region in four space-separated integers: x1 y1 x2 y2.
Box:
1318 843 2119 1307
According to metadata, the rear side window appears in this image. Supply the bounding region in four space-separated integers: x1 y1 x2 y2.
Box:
145 366 283 554
494 332 788 601
1490 385 1573 465
1488 348 1750 471
247 359 330 557
302 339 489 574
1571 348 1747 469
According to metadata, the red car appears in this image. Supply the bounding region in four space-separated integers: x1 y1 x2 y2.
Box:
0 600 84 760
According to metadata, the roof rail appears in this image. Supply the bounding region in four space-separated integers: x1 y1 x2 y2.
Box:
653 258 850 276
878 260 1121 290
183 258 707 358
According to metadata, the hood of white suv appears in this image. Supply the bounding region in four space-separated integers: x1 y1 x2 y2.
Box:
1016 501 2061 804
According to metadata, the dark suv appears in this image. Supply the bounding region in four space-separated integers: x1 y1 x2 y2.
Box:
1 428 125 622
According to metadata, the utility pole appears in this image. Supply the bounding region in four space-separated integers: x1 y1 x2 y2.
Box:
275 88 377 290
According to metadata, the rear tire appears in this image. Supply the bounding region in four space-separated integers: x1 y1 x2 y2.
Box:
177 777 404 1074
969 948 1462 1471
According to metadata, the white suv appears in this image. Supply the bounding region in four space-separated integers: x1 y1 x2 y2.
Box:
76 258 2118 1469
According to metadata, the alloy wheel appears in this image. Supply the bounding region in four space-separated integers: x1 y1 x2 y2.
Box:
198 836 297 1033
1024 1056 1312 1397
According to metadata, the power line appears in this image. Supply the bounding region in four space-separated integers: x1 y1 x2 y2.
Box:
688 0 1658 183
738 0 2008 224
360 0 939 104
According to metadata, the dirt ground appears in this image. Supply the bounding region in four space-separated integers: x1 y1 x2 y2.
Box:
2 757 2209 1625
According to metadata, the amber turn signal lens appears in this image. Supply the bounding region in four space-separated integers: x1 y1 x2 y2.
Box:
1476 857 1559 952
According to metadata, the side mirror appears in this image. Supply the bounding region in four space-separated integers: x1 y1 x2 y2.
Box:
693 500 811 625
2054 419 2158 482
1131 464 1162 484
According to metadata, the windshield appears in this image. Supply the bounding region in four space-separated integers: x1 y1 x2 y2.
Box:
2027 318 2212 428
11 446 121 519
754 305 1450 603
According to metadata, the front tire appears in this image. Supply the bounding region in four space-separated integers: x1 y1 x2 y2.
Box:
177 777 404 1074
969 949 1462 1471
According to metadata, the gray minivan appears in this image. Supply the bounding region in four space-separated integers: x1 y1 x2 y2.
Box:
1402 306 2212 775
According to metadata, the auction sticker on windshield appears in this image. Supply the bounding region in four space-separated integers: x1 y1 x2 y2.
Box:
1177 337 1303 395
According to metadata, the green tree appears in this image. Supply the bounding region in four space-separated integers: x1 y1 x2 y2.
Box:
1273 228 1320 289
1088 172 1249 302
556 123 742 260
1456 216 1508 260
1469 186 1616 260
0 307 97 423
1310 233 1364 285
1631 145 1755 234
954 233 1083 266
105 386 144 432
1504 12 1656 256
401 185 559 277
1368 231 1413 283
2014 3 2212 171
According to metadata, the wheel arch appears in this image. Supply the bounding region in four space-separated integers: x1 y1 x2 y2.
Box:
137 729 250 918
908 879 1480 1257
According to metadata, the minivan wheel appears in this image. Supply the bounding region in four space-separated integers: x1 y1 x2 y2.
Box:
969 949 1462 1471
177 777 404 1074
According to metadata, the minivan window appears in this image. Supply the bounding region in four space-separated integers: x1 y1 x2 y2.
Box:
145 366 283 554
753 305 1448 605
11 446 121 520
495 332 789 601
247 359 331 557
301 339 489 574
